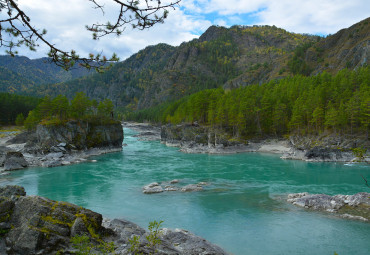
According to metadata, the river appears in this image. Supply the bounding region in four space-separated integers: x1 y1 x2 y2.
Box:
1 128 369 255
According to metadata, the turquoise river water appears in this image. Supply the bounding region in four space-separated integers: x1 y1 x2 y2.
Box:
1 128 369 255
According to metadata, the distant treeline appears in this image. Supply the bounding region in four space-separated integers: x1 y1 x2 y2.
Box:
126 67 369 137
25 92 116 130
0 93 40 125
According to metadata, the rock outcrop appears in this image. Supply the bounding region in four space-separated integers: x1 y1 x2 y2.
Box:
31 120 123 152
1 121 124 170
281 133 369 162
161 124 249 154
287 192 370 221
0 185 229 254
3 151 28 171
160 124 369 162
124 122 161 141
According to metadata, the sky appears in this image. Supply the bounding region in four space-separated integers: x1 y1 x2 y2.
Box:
2 0 369 61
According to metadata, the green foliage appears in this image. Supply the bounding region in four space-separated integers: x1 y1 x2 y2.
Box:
24 92 117 130
127 220 164 255
287 42 314 75
15 113 25 126
0 92 40 125
71 235 92 255
24 110 39 130
146 220 163 254
0 228 10 236
128 67 370 137
98 99 114 117
71 235 115 255
70 92 92 119
128 235 143 255
352 147 367 159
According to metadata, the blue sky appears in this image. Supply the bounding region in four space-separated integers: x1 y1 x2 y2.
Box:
2 0 369 61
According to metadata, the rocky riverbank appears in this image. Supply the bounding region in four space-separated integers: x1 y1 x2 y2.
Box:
0 121 124 172
287 192 370 222
0 185 228 254
123 122 161 141
160 124 370 162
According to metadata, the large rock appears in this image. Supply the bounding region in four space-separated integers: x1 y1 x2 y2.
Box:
0 146 10 167
3 151 28 171
0 185 105 255
287 192 370 221
0 185 230 254
103 220 229 255
142 182 164 194
161 228 228 255
34 120 123 151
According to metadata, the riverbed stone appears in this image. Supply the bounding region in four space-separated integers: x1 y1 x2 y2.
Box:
287 192 370 221
198 182 210 186
142 183 164 194
181 184 203 192
164 185 179 191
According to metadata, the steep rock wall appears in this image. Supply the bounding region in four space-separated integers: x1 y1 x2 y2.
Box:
33 120 123 151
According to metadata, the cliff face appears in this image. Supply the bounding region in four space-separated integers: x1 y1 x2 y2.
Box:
306 17 370 75
34 121 124 151
161 124 228 147
1 121 123 170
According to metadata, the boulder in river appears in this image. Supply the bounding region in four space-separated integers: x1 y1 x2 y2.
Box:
142 182 164 194
181 184 204 192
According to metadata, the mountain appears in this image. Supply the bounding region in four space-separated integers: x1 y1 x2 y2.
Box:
27 25 319 109
2 17 369 110
0 55 96 94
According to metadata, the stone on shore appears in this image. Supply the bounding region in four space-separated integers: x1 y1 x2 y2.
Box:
287 192 370 221
0 185 229 254
4 151 28 171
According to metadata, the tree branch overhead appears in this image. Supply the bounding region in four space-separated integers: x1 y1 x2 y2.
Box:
0 0 181 70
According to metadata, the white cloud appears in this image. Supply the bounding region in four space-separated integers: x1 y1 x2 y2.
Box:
0 0 368 60
3 0 208 60
183 0 369 34
255 0 370 34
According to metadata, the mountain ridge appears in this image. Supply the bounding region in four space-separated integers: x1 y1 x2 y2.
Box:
0 17 368 111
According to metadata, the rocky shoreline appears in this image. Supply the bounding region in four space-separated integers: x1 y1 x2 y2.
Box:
287 192 370 222
123 122 161 141
158 123 370 163
0 185 228 254
0 121 124 172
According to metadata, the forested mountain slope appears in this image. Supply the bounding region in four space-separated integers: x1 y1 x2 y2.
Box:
224 17 370 89
0 55 95 93
128 67 369 138
2 18 369 111
23 25 321 109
